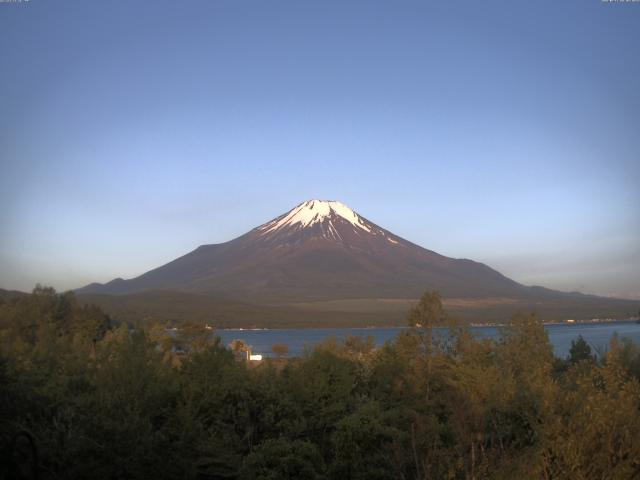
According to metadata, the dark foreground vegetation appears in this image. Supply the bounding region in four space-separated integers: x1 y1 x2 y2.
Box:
1 287 640 479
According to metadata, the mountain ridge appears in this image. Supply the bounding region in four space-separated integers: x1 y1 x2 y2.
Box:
78 200 531 301
76 200 627 308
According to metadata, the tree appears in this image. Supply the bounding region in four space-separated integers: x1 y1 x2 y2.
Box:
176 339 251 478
329 401 399 480
407 291 446 329
405 291 448 402
229 338 252 362
545 342 640 478
568 335 595 365
85 325 182 479
344 334 375 359
287 351 360 449
3 284 640 479
405 291 449 362
72 303 111 350
239 438 325 480
175 323 216 353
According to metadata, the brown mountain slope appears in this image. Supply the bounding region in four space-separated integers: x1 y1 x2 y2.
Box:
78 199 557 302
76 199 637 326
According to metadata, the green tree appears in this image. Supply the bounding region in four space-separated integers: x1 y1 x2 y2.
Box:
175 338 254 478
405 291 449 403
287 350 360 450
568 335 595 365
407 291 446 329
239 438 325 480
329 401 399 480
546 343 640 479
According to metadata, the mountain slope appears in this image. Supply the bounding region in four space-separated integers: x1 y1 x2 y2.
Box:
76 200 611 305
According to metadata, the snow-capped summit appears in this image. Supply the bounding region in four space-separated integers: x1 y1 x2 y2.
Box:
258 199 372 235
77 199 533 303
253 199 402 246
76 199 633 323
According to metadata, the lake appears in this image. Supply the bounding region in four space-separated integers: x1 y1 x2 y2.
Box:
217 321 640 358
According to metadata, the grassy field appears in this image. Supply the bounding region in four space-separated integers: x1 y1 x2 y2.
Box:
77 290 639 328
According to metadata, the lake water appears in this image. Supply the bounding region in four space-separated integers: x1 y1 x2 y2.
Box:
217 321 640 359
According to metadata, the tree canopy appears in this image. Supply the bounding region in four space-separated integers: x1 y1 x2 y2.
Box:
1 287 640 479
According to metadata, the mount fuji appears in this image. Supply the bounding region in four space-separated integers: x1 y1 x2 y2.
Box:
77 200 636 325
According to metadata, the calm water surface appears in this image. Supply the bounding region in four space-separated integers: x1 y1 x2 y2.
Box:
217 322 640 358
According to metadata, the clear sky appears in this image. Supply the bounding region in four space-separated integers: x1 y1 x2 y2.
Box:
1 0 639 299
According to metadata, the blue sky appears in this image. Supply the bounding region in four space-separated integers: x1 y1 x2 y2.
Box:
1 0 639 298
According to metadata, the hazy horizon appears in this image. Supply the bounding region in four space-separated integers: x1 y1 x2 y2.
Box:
1 1 639 299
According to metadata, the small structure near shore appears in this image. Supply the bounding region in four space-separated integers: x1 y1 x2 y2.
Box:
229 338 263 362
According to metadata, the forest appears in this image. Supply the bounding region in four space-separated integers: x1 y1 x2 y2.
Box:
1 286 639 479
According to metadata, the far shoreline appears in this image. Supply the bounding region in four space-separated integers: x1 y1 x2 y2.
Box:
214 317 640 332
